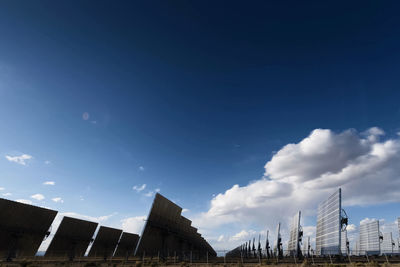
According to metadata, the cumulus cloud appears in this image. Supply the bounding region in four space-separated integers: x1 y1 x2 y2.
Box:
52 197 63 203
229 230 257 242
43 181 55 186
31 194 45 201
121 216 146 234
5 154 33 165
194 127 400 248
133 184 146 192
182 208 190 213
347 224 356 232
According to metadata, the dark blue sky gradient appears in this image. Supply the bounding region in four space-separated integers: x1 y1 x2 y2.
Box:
0 1 400 222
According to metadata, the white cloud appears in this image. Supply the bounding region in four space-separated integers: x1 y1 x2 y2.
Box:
0 187 4 191
182 208 190 213
43 181 55 186
121 216 146 234
31 194 45 201
16 199 32 205
2 192 12 197
139 166 145 171
144 191 154 197
5 154 33 165
229 230 257 242
194 127 400 248
217 235 225 242
44 160 51 165
347 224 356 232
133 184 146 192
52 197 63 203
144 188 161 197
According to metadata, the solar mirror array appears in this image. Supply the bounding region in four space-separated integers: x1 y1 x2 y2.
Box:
381 232 395 254
0 194 214 262
398 217 400 252
113 232 139 258
88 226 123 259
135 193 216 260
316 188 342 255
340 230 348 255
358 220 381 255
288 211 302 257
45 216 98 259
0 198 57 260
274 223 283 257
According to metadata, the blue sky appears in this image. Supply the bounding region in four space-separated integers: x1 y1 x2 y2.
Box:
1 1 400 251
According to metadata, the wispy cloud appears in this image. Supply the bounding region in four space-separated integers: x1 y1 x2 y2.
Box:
43 181 55 186
52 197 63 203
31 193 45 201
139 166 145 171
144 188 160 197
133 184 146 192
182 208 190 213
121 215 146 234
16 199 33 205
2 193 12 197
44 160 51 165
5 154 33 165
0 187 4 191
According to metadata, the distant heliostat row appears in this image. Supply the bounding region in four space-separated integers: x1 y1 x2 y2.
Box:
227 188 400 258
0 193 216 261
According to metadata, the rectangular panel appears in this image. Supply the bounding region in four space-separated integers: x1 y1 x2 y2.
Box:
316 188 341 255
88 226 122 258
341 230 348 255
359 220 380 255
274 223 281 256
135 193 216 258
113 232 139 258
45 216 98 259
288 211 301 255
0 198 57 259
381 232 394 254
398 217 400 239
352 238 360 256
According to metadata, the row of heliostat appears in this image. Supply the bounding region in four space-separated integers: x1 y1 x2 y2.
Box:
0 193 216 260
